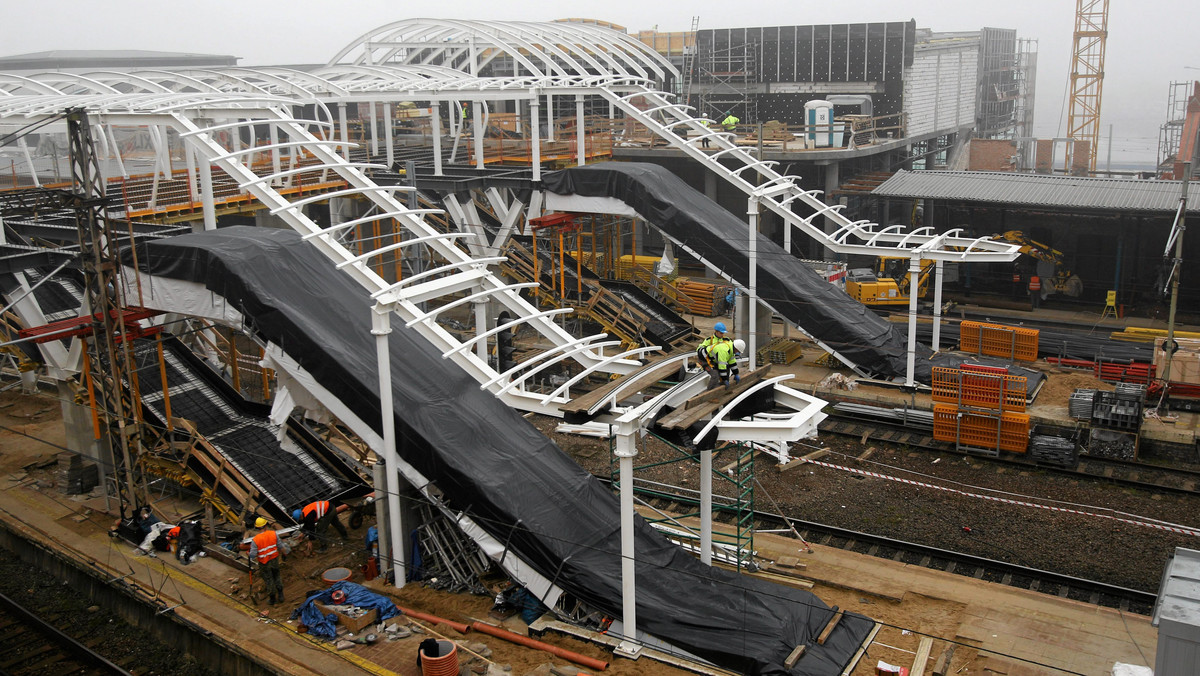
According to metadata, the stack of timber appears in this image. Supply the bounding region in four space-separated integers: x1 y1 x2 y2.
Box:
656 366 772 433
1030 435 1077 467
675 279 729 317
757 338 804 365
56 452 98 495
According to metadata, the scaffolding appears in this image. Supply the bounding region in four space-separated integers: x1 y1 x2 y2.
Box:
697 41 759 124
611 432 757 571
1158 81 1194 176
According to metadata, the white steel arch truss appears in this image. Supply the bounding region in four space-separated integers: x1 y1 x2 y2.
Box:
328 18 677 81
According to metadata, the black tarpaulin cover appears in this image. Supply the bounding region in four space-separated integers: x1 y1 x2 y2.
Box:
542 162 938 381
123 227 875 676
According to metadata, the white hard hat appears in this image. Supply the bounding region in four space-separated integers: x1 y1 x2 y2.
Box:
733 339 746 353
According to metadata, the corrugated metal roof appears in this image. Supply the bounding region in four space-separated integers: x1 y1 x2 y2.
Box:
873 170 1200 214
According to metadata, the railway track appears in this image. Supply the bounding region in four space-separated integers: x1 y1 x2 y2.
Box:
604 478 1159 617
0 591 134 676
820 415 1200 497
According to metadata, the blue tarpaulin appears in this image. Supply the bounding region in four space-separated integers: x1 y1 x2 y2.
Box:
291 581 401 639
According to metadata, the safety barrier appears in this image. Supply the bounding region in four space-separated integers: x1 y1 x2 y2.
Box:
931 365 1027 412
932 404 1030 453
959 321 1039 362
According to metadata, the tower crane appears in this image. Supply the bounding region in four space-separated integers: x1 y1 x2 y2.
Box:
1064 0 1110 174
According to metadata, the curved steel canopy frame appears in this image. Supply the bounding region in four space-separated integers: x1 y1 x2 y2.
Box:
327 18 677 81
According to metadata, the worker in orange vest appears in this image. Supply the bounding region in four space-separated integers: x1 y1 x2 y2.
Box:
292 500 348 552
1028 275 1042 309
249 517 290 605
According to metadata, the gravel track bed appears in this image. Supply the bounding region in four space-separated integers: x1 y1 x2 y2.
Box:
537 417 1199 593
0 547 219 676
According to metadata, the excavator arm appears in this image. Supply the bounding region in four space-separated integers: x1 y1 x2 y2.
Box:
993 231 1083 297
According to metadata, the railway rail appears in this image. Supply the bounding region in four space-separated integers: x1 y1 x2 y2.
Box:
596 477 1159 616
0 591 134 676
820 415 1200 497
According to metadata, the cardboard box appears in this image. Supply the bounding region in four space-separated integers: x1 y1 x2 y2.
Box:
315 602 379 634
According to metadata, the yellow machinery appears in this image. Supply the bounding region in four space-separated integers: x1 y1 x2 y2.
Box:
993 231 1084 297
845 257 935 306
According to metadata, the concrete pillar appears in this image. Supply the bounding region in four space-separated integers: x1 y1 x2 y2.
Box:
822 161 840 260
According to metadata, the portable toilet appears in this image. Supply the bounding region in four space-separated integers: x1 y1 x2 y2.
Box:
805 100 835 147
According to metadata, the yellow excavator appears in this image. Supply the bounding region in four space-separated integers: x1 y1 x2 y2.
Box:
845 257 936 306
993 231 1084 297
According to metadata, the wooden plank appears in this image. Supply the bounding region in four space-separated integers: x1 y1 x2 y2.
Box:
784 645 806 669
657 366 772 430
778 457 807 472
561 357 684 415
840 623 881 676
816 607 843 645
774 555 806 570
858 446 876 461
911 636 934 676
931 645 957 676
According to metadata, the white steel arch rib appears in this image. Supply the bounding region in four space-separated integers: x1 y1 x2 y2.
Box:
328 18 676 80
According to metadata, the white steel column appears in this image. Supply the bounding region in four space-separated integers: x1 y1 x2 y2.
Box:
575 94 586 166
372 462 391 581
613 425 642 659
546 93 555 142
369 101 380 157
338 104 351 161
474 299 489 362
269 124 281 178
372 306 406 588
905 255 921 388
473 101 485 170
700 449 713 565
748 197 759 369
384 103 395 168
198 156 216 231
530 93 542 182
932 260 945 352
433 104 444 177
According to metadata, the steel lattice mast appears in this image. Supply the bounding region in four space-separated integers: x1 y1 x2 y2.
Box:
1064 0 1109 174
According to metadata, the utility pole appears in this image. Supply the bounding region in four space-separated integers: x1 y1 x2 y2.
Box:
1160 123 1200 410
66 107 144 511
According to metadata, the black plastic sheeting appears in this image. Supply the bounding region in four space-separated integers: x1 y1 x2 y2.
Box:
543 162 951 382
123 227 875 676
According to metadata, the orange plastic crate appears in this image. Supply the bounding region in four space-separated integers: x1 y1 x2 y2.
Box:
933 404 1030 453
930 366 1027 412
959 321 1039 362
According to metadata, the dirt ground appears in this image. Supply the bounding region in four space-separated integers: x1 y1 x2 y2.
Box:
0 387 704 676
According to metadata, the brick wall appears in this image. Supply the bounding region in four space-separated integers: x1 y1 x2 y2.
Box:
968 139 1019 171
1034 139 1054 174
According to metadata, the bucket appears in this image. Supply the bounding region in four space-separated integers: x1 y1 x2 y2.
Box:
322 567 352 586
418 639 458 676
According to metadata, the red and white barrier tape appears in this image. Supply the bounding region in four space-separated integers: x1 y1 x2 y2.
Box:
803 458 1200 538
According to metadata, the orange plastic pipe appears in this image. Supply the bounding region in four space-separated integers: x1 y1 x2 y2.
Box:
395 606 471 635
469 621 608 672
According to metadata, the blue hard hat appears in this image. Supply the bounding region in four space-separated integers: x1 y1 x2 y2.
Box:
714 322 727 333
292 509 303 521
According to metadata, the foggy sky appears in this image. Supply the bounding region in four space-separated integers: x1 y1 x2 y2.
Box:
8 0 1199 167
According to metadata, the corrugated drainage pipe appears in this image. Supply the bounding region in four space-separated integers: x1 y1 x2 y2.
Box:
469 621 609 671
419 639 458 676
394 605 471 635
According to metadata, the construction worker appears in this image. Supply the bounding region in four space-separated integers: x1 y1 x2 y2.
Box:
292 499 348 551
697 322 732 386
172 520 206 565
708 338 745 390
721 112 740 134
698 115 712 148
1028 275 1042 309
249 516 290 605
136 520 174 557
